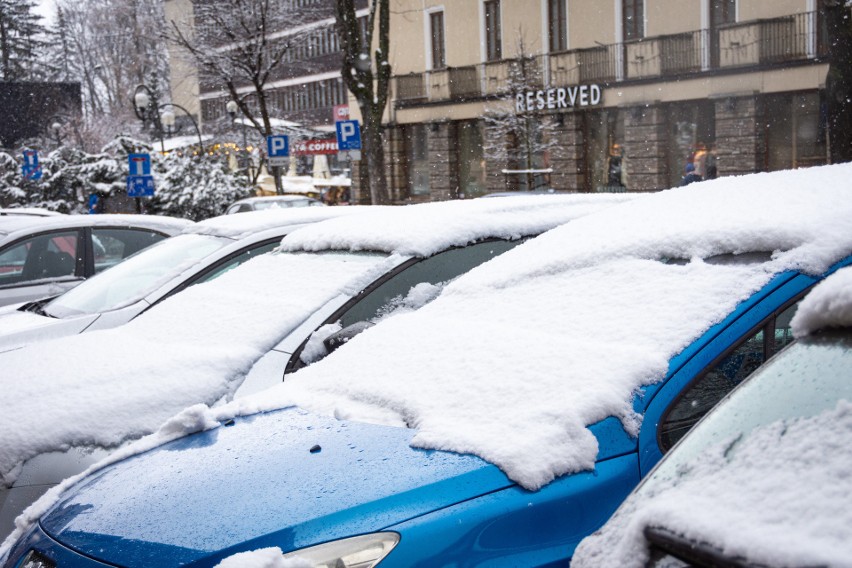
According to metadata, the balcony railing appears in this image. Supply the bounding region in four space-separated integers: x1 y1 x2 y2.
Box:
393 11 825 106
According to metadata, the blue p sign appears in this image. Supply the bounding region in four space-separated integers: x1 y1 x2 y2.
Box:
336 120 362 151
266 135 289 157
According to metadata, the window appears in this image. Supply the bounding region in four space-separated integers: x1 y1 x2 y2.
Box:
484 0 502 61
622 0 644 41
711 0 736 28
0 231 80 288
193 241 280 285
430 11 446 69
286 239 528 373
548 0 567 52
659 300 802 450
404 124 430 197
91 229 166 273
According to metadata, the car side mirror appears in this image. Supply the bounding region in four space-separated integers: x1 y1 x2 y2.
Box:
322 320 375 355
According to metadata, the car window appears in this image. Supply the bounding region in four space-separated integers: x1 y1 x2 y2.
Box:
658 300 801 451
91 229 168 273
288 239 526 372
194 241 280 284
0 231 80 288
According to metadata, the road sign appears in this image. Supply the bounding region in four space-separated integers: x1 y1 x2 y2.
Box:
21 150 42 180
127 175 155 198
336 120 362 151
333 104 350 121
266 135 290 167
128 153 152 176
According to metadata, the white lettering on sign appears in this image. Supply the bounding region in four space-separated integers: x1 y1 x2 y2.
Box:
515 84 602 113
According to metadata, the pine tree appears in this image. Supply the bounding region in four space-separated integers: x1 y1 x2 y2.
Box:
0 0 47 81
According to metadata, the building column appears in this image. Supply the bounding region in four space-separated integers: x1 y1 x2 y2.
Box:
384 125 407 202
623 105 668 191
714 96 764 176
549 112 585 191
482 119 507 193
428 122 457 201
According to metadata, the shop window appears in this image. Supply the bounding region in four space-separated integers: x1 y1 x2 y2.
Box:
584 110 625 192
484 0 502 61
764 93 827 171
666 102 715 189
430 11 446 69
548 0 567 52
404 124 430 197
622 0 644 41
456 122 487 198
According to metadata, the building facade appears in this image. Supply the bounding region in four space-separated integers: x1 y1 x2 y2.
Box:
373 0 833 202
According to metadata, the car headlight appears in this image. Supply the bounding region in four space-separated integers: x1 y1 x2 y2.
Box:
18 551 55 568
280 532 400 568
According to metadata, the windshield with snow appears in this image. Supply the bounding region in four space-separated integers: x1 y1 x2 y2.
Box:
43 234 230 318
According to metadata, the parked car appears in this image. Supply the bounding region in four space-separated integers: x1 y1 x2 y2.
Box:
572 265 852 568
1 164 849 567
0 214 191 308
0 208 64 217
0 193 631 537
0 208 361 353
226 195 325 214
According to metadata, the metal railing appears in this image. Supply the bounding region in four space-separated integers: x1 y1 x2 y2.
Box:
393 11 825 105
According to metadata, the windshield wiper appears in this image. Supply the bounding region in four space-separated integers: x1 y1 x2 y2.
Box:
22 297 58 318
644 525 769 568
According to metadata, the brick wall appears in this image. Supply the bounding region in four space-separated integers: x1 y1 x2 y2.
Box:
715 96 764 176
549 112 586 191
623 106 668 191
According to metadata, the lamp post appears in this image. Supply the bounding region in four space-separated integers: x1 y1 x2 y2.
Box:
227 100 252 183
133 84 205 154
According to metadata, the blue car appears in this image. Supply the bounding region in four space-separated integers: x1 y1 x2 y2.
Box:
3 165 852 568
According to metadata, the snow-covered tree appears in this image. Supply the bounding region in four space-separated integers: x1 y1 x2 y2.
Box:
335 0 392 204
482 38 560 192
0 0 47 81
166 0 324 195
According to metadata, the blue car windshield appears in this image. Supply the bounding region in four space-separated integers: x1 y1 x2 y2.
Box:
641 329 852 494
44 234 230 318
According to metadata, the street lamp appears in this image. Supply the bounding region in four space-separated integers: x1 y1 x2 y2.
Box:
133 84 205 154
227 100 252 183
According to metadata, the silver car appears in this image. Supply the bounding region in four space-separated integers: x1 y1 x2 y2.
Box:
0 214 191 308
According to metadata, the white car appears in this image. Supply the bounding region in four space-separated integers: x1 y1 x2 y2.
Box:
226 195 326 213
0 193 632 536
0 208 64 217
0 214 191 308
0 208 359 353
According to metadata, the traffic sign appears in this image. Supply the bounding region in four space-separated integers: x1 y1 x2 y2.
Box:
127 175 155 197
128 153 152 176
21 150 41 180
335 120 362 151
266 135 290 167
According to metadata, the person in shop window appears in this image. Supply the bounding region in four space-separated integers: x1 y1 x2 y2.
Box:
680 162 702 186
705 144 718 180
692 143 709 178
605 143 628 190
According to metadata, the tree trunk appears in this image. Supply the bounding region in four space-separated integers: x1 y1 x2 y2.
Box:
825 1 852 163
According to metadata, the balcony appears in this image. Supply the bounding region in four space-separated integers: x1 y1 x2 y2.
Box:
393 11 825 107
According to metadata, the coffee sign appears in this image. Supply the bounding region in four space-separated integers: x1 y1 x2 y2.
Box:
516 84 602 112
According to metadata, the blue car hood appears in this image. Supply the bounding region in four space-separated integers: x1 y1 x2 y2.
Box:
40 407 514 567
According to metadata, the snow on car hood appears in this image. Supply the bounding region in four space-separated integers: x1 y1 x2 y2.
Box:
206 163 852 491
0 194 625 489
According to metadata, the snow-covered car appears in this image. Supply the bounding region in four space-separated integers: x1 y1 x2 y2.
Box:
225 195 325 214
0 214 191 308
0 208 361 353
572 266 852 568
0 193 630 538
1 164 850 567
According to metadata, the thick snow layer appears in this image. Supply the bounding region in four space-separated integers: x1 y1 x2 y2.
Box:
0 194 622 488
279 194 636 257
791 266 852 337
184 207 365 239
207 164 852 490
572 400 852 568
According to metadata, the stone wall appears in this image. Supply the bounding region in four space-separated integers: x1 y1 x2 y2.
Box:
549 112 586 191
715 96 764 176
623 106 668 191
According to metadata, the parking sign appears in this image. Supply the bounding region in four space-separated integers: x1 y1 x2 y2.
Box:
336 120 362 151
266 135 289 167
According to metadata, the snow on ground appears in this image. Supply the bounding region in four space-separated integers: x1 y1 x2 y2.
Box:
572 400 852 568
792 265 852 337
0 194 624 487
201 163 852 491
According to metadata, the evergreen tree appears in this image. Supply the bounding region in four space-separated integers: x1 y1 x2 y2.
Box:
0 0 47 81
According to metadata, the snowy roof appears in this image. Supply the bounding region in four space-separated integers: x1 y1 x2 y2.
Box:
0 214 190 239
208 163 852 491
279 193 636 257
184 207 365 239
791 265 852 337
0 193 627 490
